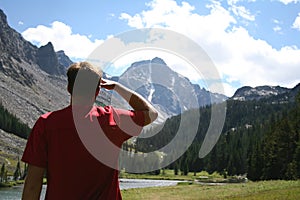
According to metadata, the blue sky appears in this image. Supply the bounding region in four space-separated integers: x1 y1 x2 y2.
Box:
1 0 300 96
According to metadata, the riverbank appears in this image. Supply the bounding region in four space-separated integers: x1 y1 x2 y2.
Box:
119 169 223 181
121 180 300 200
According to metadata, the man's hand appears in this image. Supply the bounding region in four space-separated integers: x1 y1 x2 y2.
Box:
100 79 116 90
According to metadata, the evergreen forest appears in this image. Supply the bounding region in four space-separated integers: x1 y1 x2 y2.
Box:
0 101 31 139
132 93 300 181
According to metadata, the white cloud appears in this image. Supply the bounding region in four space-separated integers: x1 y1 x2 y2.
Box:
22 21 103 59
292 13 300 31
272 19 283 34
278 0 300 5
273 25 282 33
120 13 144 29
120 0 300 96
227 0 258 4
230 5 255 21
227 0 256 22
18 21 24 26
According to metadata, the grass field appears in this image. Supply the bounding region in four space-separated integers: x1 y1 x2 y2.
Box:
121 180 300 200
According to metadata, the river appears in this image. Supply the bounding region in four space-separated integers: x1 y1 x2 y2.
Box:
0 179 181 199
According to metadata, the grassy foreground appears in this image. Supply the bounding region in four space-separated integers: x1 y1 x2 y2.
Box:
121 180 300 200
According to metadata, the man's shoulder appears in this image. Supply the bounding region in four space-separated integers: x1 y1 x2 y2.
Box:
40 112 52 119
94 105 113 114
40 106 71 119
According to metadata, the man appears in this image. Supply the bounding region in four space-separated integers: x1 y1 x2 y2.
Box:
21 62 158 200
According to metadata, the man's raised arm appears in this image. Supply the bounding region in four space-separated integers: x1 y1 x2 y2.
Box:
100 79 158 126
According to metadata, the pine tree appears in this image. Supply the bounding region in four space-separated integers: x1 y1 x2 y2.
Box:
14 160 22 181
0 163 6 183
21 162 28 180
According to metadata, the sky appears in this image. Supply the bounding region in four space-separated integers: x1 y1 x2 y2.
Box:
0 0 300 96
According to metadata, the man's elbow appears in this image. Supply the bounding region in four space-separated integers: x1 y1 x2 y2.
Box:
144 109 158 126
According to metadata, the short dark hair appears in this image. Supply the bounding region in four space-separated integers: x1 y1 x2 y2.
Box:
67 62 102 95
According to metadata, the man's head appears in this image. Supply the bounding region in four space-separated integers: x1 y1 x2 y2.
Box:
67 62 103 102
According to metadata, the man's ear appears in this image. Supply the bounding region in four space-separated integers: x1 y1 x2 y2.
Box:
67 84 72 94
95 87 100 96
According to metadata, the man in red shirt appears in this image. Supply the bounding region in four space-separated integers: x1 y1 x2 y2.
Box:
21 62 158 200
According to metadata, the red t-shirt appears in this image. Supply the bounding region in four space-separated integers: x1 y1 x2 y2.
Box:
22 105 144 200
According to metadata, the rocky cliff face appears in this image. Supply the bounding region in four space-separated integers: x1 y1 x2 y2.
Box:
0 10 37 64
56 50 73 70
37 42 67 75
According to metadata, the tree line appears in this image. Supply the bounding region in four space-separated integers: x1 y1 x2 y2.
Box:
0 101 31 139
133 93 300 180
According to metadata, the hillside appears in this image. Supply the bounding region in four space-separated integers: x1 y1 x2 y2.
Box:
0 129 26 172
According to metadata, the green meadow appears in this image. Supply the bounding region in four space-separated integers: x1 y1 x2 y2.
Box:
122 180 300 200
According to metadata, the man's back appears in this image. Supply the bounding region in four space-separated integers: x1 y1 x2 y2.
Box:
22 105 137 199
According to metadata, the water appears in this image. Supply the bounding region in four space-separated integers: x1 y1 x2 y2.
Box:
0 179 181 199
120 179 180 190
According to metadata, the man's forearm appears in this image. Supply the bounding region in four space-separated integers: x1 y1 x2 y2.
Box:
114 84 151 110
114 83 158 124
22 165 45 200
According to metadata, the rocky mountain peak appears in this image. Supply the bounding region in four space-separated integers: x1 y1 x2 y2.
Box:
118 57 227 120
37 42 67 75
232 85 290 101
151 57 166 65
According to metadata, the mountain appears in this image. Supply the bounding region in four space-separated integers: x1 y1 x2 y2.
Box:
0 9 227 128
289 83 300 100
231 85 291 101
0 9 70 127
117 57 227 121
37 42 69 75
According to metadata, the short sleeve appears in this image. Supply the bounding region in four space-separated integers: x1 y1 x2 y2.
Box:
21 117 48 168
112 108 145 137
